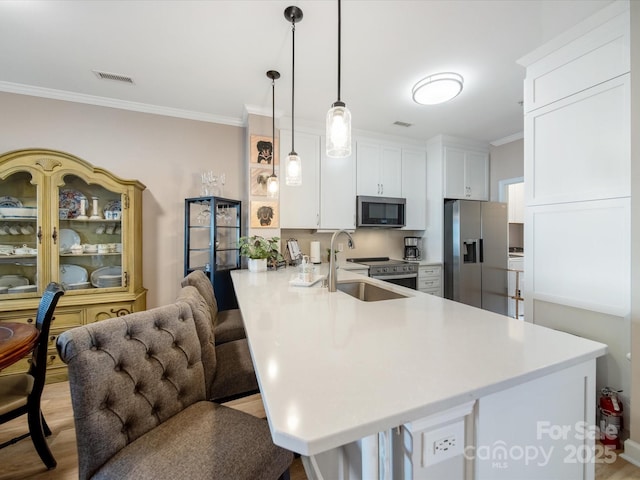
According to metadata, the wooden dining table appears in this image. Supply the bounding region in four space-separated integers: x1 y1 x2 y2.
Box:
0 322 39 371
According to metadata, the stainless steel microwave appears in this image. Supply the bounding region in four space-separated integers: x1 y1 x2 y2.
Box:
356 196 406 228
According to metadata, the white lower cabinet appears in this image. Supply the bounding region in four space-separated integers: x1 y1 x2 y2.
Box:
418 264 442 296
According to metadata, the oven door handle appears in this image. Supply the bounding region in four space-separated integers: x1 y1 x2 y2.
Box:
373 273 417 280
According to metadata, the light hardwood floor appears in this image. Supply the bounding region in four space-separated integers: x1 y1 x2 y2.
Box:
1 381 639 480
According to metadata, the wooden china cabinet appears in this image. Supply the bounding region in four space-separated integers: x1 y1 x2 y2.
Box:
0 149 146 382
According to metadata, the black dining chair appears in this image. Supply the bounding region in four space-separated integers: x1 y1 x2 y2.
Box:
0 282 65 469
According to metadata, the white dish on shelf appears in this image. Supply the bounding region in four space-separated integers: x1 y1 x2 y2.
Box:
289 274 325 287
0 196 23 208
91 266 122 287
0 206 37 218
60 264 88 284
8 284 37 294
59 228 81 253
66 281 91 291
103 200 121 215
0 275 29 288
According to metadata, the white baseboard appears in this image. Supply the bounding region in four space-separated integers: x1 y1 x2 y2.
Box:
620 439 640 467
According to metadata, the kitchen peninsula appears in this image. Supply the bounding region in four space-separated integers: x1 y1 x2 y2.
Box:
231 267 606 479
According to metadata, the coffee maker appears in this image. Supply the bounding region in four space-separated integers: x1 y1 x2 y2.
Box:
404 237 421 261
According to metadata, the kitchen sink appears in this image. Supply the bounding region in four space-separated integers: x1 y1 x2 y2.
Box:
336 281 409 302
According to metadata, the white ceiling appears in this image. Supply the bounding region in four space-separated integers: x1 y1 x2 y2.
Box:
0 0 612 145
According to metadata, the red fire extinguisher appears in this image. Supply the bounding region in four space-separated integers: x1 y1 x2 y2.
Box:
599 387 623 449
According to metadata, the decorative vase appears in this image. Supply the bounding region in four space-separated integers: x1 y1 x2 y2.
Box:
247 258 267 272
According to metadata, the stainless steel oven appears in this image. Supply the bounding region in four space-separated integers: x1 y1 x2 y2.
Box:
346 257 418 290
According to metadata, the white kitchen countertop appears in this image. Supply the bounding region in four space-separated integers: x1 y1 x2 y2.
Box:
230 266 606 456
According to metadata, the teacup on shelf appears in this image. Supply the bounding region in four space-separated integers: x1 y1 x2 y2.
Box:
83 244 98 254
70 244 83 255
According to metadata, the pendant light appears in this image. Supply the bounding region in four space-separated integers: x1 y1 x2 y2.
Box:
326 0 351 158
284 5 303 186
266 70 280 198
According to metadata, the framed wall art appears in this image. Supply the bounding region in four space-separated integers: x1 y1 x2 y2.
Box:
250 166 274 196
250 135 278 166
250 200 279 228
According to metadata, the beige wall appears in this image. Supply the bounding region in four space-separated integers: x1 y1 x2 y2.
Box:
0 92 245 308
489 138 524 201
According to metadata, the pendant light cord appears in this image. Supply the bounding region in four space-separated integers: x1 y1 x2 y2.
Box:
290 19 296 154
271 77 276 176
337 0 341 102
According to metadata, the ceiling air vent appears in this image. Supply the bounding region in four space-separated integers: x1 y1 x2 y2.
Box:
92 70 134 84
393 121 412 128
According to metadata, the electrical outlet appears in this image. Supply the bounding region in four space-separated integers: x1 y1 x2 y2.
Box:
421 420 464 467
434 435 456 455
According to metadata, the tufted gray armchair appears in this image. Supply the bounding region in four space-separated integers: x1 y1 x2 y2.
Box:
56 302 292 480
176 285 258 401
181 270 246 345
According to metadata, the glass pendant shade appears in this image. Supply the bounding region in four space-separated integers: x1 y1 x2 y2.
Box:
285 152 302 186
266 174 279 197
326 101 351 157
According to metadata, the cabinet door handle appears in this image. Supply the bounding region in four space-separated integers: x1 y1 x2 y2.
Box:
52 227 57 244
381 184 384 195
37 226 43 244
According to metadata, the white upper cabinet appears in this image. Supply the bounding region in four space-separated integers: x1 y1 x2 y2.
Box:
443 146 488 200
401 148 427 230
320 138 356 230
279 130 320 229
356 141 402 197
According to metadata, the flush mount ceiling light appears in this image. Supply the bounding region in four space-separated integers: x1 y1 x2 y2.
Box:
284 5 303 186
266 70 280 198
325 0 351 158
412 72 464 105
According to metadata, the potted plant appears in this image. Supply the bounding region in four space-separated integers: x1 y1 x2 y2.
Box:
239 236 281 272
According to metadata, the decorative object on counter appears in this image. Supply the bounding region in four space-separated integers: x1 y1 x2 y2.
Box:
239 235 282 272
59 188 87 219
284 5 303 186
266 70 280 198
412 72 464 105
310 240 321 264
326 0 351 158
249 200 279 228
285 238 302 266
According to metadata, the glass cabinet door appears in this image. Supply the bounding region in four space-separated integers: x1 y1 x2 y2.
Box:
0 169 42 296
55 174 125 292
184 196 241 276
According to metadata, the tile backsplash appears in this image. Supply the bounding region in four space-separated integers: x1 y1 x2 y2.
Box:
281 229 425 262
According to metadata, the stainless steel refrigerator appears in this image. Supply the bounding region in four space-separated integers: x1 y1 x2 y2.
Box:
444 199 508 315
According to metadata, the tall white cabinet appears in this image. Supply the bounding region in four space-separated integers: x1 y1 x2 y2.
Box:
279 130 320 229
518 1 630 321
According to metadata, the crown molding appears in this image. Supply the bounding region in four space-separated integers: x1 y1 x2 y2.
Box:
490 131 524 146
0 81 244 126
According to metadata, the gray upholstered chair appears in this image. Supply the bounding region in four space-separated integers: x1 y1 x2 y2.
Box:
181 270 246 345
176 285 258 401
56 302 292 480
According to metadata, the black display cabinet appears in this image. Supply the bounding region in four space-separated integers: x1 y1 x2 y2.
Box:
184 196 241 310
